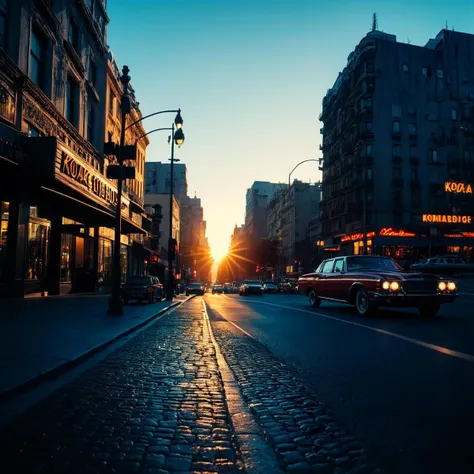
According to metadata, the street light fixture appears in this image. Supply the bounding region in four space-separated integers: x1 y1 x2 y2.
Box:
106 65 184 313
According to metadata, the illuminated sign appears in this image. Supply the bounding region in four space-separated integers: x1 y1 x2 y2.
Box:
445 181 473 194
379 227 415 237
341 231 375 242
149 255 159 263
422 214 472 224
445 232 474 238
324 246 340 251
316 240 325 247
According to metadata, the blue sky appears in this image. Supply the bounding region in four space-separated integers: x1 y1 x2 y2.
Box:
107 0 473 261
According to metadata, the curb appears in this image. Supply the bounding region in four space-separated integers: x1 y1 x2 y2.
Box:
0 297 192 403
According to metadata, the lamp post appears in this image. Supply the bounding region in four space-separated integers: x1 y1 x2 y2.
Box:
166 117 185 300
108 66 131 315
286 159 321 270
106 79 184 313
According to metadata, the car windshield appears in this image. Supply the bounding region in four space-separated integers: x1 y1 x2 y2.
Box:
244 280 261 285
126 277 150 285
346 257 400 272
188 284 201 289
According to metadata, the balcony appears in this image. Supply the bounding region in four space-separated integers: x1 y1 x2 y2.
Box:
409 156 419 165
392 131 401 140
392 155 402 164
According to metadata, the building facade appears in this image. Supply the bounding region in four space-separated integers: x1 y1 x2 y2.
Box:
245 181 287 240
144 162 188 198
320 28 474 261
0 0 149 297
267 181 322 274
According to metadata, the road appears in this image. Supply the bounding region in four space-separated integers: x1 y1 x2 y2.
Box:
204 283 474 474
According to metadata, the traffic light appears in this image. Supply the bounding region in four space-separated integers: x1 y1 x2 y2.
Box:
256 265 260 273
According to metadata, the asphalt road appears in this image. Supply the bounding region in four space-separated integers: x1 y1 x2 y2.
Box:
204 282 474 474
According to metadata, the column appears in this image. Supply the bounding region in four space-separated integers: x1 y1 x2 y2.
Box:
3 201 20 296
46 212 61 295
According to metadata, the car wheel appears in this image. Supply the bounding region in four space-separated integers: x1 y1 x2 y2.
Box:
355 287 373 316
418 303 440 317
308 289 321 308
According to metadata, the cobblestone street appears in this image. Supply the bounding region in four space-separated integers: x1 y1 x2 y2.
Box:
0 298 242 474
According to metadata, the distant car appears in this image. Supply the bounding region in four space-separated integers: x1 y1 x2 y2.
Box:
297 255 457 317
239 280 263 296
223 283 232 294
121 276 163 304
186 283 205 296
263 282 279 293
212 285 224 294
232 282 243 293
411 257 474 276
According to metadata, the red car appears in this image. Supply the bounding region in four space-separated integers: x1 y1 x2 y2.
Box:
297 255 458 317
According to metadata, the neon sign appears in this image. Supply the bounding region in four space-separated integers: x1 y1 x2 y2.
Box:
379 227 415 237
341 231 375 242
422 214 472 224
445 182 473 194
445 232 474 238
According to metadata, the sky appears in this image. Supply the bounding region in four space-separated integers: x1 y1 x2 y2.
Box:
107 0 474 262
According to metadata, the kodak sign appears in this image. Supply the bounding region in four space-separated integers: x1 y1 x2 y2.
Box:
422 214 472 224
444 182 473 194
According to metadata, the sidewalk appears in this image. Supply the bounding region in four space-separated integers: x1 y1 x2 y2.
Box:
0 294 188 399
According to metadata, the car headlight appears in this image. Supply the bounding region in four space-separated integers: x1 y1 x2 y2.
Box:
390 281 400 291
438 281 447 291
382 281 390 290
447 281 456 292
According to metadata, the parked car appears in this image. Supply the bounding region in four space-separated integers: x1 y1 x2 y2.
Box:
411 257 474 276
297 255 458 317
239 280 264 296
223 283 233 294
212 285 224 294
232 282 243 293
121 276 163 304
186 282 205 296
280 279 298 294
263 281 279 293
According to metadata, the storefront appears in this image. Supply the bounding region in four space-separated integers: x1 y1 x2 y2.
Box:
0 136 147 297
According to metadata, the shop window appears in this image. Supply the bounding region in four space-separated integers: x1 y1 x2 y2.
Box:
0 0 8 50
25 221 49 281
60 234 74 283
29 29 45 88
98 237 112 285
0 201 9 279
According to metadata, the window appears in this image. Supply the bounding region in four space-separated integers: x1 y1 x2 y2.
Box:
393 167 402 178
365 62 374 73
392 121 401 133
333 259 344 273
422 67 428 77
28 124 40 137
89 58 97 86
367 168 372 180
392 145 401 157
402 64 409 72
360 98 372 110
436 69 443 79
410 167 418 181
361 81 367 94
64 77 77 126
409 146 417 157
68 20 79 51
108 91 114 114
429 150 438 162
29 30 44 87
451 109 458 121
321 260 334 273
408 123 417 136
392 105 401 118
366 144 372 157
408 107 416 116
366 122 373 132
88 105 95 143
0 0 8 50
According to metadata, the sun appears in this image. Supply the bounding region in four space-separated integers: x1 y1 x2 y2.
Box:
211 247 228 263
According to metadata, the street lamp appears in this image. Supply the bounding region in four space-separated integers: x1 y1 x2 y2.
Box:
108 65 131 315
166 114 185 300
106 63 184 312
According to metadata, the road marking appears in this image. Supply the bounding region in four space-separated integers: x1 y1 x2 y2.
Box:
239 299 474 363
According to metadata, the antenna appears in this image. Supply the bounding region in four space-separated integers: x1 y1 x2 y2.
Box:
372 12 378 32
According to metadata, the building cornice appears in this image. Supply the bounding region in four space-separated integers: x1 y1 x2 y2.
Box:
76 0 108 54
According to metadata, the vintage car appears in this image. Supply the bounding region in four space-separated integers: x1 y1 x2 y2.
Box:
121 276 163 304
186 282 205 296
411 256 474 276
239 280 264 296
297 255 458 317
263 281 279 293
212 284 224 294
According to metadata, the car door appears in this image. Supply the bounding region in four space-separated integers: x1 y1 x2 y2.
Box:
327 258 346 300
316 259 335 298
